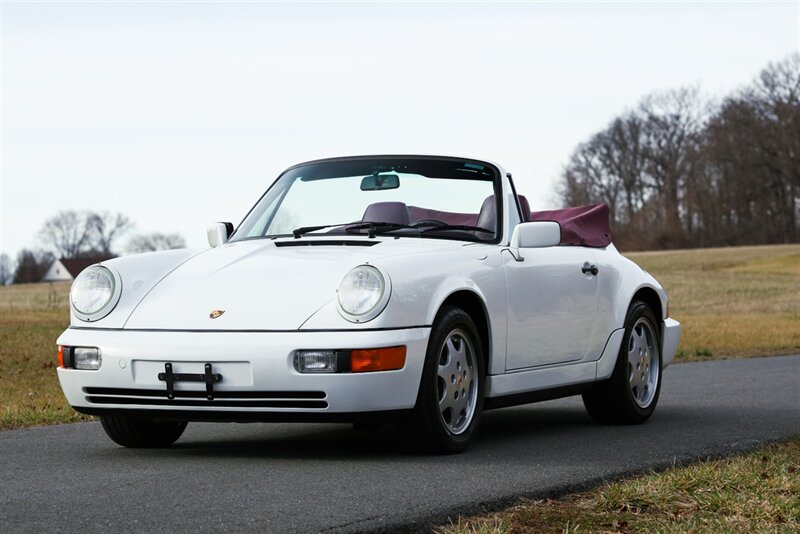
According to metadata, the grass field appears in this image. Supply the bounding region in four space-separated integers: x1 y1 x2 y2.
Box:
0 282 85 429
437 437 800 533
626 244 800 360
0 244 797 430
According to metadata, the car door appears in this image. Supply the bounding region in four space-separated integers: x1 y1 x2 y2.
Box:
503 245 600 370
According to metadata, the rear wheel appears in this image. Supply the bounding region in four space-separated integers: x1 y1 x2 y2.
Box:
404 306 485 454
582 300 662 424
100 415 187 448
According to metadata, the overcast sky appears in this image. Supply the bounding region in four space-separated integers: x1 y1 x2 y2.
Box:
1 0 798 260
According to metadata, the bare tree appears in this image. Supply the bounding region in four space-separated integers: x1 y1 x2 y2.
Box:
561 111 656 248
638 86 707 247
701 53 800 245
88 212 134 255
605 115 649 228
747 53 800 242
13 249 54 284
38 210 133 258
561 136 620 210
38 211 94 258
126 233 187 254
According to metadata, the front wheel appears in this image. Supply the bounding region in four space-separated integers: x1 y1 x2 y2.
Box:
100 415 188 448
403 306 485 454
582 300 662 424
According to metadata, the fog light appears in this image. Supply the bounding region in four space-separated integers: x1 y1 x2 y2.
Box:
294 351 338 373
73 347 102 370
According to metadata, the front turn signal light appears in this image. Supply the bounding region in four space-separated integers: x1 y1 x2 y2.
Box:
350 346 406 373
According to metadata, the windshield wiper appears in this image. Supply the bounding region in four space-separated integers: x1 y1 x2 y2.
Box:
419 224 494 234
292 223 351 238
345 221 417 238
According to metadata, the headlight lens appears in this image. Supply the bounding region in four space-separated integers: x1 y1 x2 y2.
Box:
337 265 388 321
70 265 117 319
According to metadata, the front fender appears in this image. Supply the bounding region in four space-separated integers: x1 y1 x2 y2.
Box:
299 246 507 374
68 248 206 328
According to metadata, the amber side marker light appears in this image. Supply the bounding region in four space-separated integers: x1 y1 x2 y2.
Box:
351 346 406 373
57 345 66 368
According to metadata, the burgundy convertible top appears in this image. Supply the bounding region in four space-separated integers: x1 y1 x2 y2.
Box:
529 204 612 248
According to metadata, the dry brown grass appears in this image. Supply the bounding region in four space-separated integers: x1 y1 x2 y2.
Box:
626 244 800 359
0 282 91 429
437 437 800 534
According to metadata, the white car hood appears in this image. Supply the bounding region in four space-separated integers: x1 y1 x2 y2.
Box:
122 237 459 330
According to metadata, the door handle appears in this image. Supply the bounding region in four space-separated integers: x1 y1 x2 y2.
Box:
582 262 599 276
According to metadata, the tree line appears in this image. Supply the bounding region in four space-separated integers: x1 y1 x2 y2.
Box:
559 53 799 250
1 210 186 285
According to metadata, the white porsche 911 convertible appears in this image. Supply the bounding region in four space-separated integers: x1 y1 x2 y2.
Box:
57 155 680 453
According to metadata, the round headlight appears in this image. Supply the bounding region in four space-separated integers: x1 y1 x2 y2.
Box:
70 265 121 321
336 265 390 322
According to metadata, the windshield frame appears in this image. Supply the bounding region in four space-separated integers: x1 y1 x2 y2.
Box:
229 155 505 245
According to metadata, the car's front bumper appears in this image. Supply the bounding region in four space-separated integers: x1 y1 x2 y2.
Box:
56 327 431 420
661 318 681 367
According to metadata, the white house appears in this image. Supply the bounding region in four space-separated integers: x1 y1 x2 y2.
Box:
42 257 113 282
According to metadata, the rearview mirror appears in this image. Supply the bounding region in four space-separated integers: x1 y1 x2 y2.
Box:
360 173 400 191
509 221 561 260
207 222 234 247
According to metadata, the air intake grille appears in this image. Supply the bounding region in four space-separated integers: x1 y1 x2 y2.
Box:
83 387 327 409
274 240 377 247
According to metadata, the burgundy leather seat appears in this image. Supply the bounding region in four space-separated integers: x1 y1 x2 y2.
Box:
476 196 495 231
517 195 531 222
362 202 411 225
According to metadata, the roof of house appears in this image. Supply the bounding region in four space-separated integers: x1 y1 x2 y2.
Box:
60 257 115 278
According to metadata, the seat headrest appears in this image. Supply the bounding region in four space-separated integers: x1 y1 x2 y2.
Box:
517 195 531 222
476 195 496 231
362 202 411 225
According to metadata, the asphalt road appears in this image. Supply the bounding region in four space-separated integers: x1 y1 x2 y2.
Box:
2 355 798 533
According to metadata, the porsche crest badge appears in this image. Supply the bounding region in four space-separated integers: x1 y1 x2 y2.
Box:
209 309 225 319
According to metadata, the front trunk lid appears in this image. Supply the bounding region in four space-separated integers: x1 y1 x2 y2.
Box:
123 240 376 330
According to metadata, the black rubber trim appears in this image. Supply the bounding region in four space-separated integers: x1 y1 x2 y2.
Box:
85 396 328 409
484 383 592 410
83 387 326 399
62 346 74 368
68 325 432 333
74 406 410 423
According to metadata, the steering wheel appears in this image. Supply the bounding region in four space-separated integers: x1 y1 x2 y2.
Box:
411 219 447 228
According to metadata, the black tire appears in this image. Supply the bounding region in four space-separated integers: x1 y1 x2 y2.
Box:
403 306 486 454
582 300 662 424
100 415 187 448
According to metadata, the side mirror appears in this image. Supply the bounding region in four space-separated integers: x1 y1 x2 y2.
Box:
207 222 234 247
509 221 561 261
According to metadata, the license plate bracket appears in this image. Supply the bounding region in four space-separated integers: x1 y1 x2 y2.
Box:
157 363 223 400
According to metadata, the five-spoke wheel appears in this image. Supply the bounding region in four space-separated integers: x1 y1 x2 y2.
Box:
627 317 659 409
404 306 485 453
436 329 478 435
582 300 662 424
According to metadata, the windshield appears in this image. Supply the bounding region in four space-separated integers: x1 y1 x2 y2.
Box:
232 156 502 243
